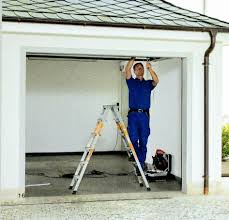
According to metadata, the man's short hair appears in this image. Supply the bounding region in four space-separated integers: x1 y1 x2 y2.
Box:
133 62 144 71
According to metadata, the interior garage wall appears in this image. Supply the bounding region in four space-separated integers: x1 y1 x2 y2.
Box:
149 58 182 178
121 58 182 177
26 57 181 177
26 59 122 153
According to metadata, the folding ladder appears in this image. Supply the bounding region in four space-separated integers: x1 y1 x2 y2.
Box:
69 104 151 194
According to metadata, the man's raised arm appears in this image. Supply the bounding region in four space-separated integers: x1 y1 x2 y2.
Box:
146 61 159 87
124 57 135 79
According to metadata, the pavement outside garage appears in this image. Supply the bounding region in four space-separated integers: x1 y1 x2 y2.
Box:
222 160 229 177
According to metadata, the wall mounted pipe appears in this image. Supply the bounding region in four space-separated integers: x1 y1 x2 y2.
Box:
203 30 217 195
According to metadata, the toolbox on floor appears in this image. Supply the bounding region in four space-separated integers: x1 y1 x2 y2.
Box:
146 149 173 181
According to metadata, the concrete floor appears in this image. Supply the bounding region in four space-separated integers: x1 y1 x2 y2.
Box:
25 154 181 197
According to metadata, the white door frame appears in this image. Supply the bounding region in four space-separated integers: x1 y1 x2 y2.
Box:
20 48 192 196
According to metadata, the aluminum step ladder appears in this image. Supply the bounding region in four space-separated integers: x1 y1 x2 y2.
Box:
69 104 151 194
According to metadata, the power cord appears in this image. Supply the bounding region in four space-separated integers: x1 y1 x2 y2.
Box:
26 169 134 179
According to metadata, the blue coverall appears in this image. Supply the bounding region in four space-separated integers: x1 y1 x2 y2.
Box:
126 76 155 168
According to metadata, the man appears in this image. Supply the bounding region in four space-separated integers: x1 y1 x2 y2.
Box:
124 57 159 175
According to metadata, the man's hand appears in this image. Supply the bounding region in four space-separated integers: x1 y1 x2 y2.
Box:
124 57 135 79
146 61 152 70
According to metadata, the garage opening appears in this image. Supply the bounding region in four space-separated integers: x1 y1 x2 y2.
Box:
25 54 182 197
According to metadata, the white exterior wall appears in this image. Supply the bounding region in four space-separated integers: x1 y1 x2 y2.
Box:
0 22 226 199
26 59 122 153
0 1 2 201
205 1 229 120
222 48 229 118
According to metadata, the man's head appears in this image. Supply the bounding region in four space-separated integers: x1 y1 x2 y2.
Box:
133 62 144 77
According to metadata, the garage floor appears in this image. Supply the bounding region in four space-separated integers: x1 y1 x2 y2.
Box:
25 154 181 197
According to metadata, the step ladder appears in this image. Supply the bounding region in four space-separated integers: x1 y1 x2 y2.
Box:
69 104 151 194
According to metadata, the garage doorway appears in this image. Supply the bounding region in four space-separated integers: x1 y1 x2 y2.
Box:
25 54 182 197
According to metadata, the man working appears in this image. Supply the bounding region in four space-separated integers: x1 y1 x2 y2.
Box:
124 57 159 175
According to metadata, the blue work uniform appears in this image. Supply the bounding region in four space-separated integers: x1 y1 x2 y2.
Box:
126 76 155 168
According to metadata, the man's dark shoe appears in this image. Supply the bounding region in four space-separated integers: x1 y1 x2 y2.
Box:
143 164 148 172
135 164 146 176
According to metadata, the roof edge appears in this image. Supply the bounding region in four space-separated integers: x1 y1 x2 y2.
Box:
3 16 229 33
